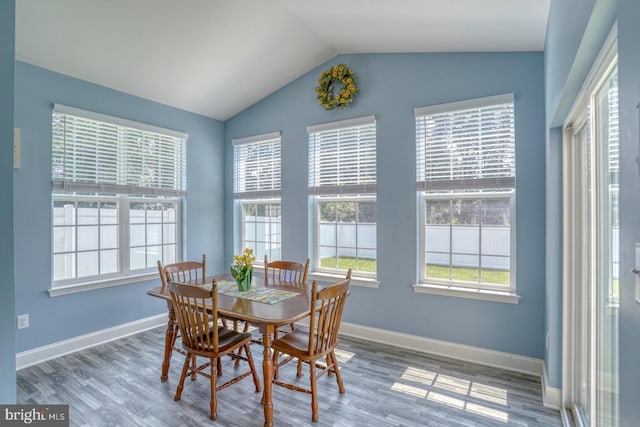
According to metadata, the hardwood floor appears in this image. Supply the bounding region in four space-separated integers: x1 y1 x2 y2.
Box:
17 326 561 426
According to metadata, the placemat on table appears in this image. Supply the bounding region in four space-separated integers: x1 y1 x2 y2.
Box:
204 280 299 305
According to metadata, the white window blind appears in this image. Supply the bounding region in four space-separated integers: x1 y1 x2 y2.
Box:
308 115 376 195
52 104 187 197
233 132 282 199
415 94 515 192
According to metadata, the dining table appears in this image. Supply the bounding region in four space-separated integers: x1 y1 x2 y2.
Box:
147 273 312 427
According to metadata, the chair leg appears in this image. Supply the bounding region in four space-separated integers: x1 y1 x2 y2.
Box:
296 359 304 377
174 354 191 401
234 321 250 368
191 354 197 380
330 351 345 394
309 362 318 422
272 329 281 379
210 357 218 420
272 349 279 380
216 357 223 376
244 344 262 392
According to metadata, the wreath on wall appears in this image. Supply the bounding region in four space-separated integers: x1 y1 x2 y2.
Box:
315 64 358 110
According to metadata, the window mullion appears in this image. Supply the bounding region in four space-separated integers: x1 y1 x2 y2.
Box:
448 199 453 281
121 197 129 274
478 201 483 283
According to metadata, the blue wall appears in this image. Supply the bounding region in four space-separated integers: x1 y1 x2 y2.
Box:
543 0 617 389
13 62 225 352
617 0 640 424
225 52 547 359
544 126 563 389
0 0 16 403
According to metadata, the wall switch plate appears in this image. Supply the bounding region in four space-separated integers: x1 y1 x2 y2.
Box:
635 243 640 304
17 314 29 329
13 128 20 169
546 332 550 352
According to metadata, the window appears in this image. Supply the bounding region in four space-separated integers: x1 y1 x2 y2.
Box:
51 104 186 287
415 94 516 294
233 132 281 262
308 115 376 277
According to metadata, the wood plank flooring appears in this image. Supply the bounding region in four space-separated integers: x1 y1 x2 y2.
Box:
17 326 561 426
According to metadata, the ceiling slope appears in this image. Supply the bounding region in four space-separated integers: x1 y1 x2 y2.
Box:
16 0 549 120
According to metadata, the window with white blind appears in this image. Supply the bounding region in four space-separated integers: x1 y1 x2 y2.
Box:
415 94 517 296
308 115 377 277
233 132 281 262
51 104 186 289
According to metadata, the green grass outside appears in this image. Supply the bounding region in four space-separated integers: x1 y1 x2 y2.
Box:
320 256 377 272
426 264 509 285
320 256 510 285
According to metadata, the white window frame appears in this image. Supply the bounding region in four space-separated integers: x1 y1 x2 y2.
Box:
50 105 187 296
239 199 281 264
417 190 516 291
412 95 519 303
307 116 377 282
313 195 377 279
233 132 282 265
52 195 181 283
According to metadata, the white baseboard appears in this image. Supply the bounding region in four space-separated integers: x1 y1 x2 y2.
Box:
16 313 167 370
542 364 562 410
337 321 544 377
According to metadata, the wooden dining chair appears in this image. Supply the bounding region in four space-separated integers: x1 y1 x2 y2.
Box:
271 270 351 422
264 255 309 287
158 255 232 378
168 279 261 420
264 255 309 332
157 254 206 291
156 256 208 380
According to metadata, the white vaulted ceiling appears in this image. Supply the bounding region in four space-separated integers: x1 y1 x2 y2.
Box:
15 0 550 121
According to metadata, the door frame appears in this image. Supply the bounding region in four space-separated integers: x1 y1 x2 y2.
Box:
561 24 618 427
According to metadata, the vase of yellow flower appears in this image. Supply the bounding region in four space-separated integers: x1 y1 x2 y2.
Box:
230 248 255 292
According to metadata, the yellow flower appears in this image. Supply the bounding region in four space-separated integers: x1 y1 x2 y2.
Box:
233 248 255 268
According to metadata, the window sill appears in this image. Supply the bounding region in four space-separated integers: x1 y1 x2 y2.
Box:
411 283 520 304
49 272 159 297
308 271 379 288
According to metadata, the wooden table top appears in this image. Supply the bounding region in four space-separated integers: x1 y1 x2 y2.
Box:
147 274 312 327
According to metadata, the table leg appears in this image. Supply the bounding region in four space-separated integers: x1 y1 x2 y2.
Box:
261 325 274 427
161 301 177 382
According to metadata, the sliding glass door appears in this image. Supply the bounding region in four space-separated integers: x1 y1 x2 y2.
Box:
592 64 619 427
564 42 618 427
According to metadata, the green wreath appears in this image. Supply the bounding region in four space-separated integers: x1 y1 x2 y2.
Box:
315 64 358 110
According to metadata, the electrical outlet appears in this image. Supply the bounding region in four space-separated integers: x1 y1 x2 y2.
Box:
17 314 29 329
